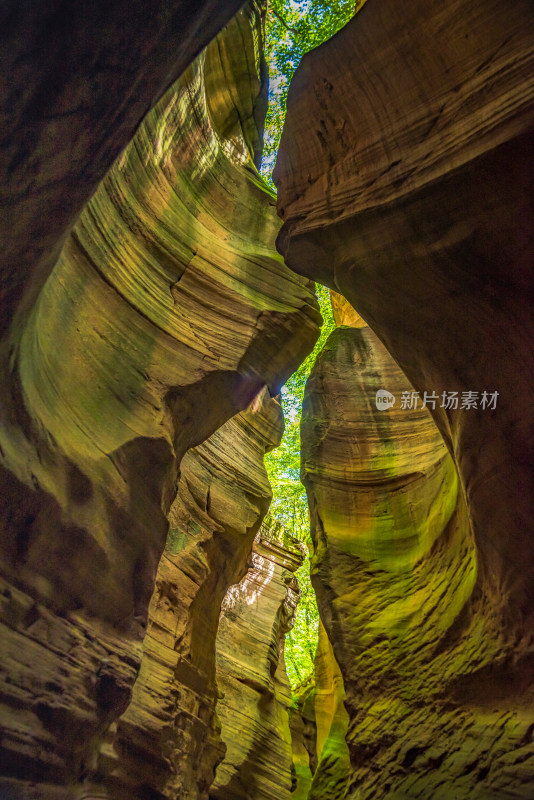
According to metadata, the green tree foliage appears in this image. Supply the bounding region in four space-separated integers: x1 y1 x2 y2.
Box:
261 0 361 689
261 0 360 184
265 284 334 532
265 285 335 688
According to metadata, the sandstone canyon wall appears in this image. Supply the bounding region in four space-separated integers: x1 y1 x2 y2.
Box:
301 312 489 798
211 530 302 800
289 617 351 800
2 0 533 798
98 390 285 800
277 0 534 613
0 3 319 798
281 4 534 793
0 0 247 340
288 682 316 800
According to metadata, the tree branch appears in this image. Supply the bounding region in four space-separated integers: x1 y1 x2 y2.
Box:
270 6 300 36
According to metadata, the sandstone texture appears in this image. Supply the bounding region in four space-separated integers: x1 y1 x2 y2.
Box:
211 529 303 800
287 615 350 800
277 0 534 614
276 2 534 796
0 3 319 797
99 389 285 800
301 304 533 798
0 0 246 338
2 0 532 797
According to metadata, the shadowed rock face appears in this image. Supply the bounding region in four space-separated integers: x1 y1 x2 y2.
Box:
211 530 303 800
0 0 247 339
301 305 534 797
276 0 534 613
102 389 285 800
275 3 534 796
0 3 319 797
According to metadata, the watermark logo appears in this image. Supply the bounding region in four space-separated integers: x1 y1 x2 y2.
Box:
375 389 396 410
375 389 499 411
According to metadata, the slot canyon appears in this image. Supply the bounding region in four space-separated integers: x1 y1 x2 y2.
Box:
0 1 533 798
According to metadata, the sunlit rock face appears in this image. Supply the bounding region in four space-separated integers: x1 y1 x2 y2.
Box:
301 303 534 797
289 619 351 800
0 2 319 797
211 530 303 800
277 2 534 796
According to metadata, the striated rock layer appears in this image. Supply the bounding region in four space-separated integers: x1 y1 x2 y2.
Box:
0 3 319 798
211 529 303 800
98 389 284 800
0 0 247 339
301 305 534 797
277 2 534 796
277 0 534 612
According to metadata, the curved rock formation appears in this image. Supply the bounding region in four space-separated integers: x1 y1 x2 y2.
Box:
0 0 246 339
0 3 319 797
277 0 534 614
277 4 534 796
4 0 532 796
211 529 303 800
98 389 284 800
301 303 534 797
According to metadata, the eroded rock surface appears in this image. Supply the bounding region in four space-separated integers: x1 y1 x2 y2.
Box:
0 0 247 338
0 3 319 797
277 3 534 796
277 0 534 612
96 389 283 800
288 681 316 800
301 308 534 797
211 529 303 800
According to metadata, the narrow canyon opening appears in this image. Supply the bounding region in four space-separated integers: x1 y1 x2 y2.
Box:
1 1 533 800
